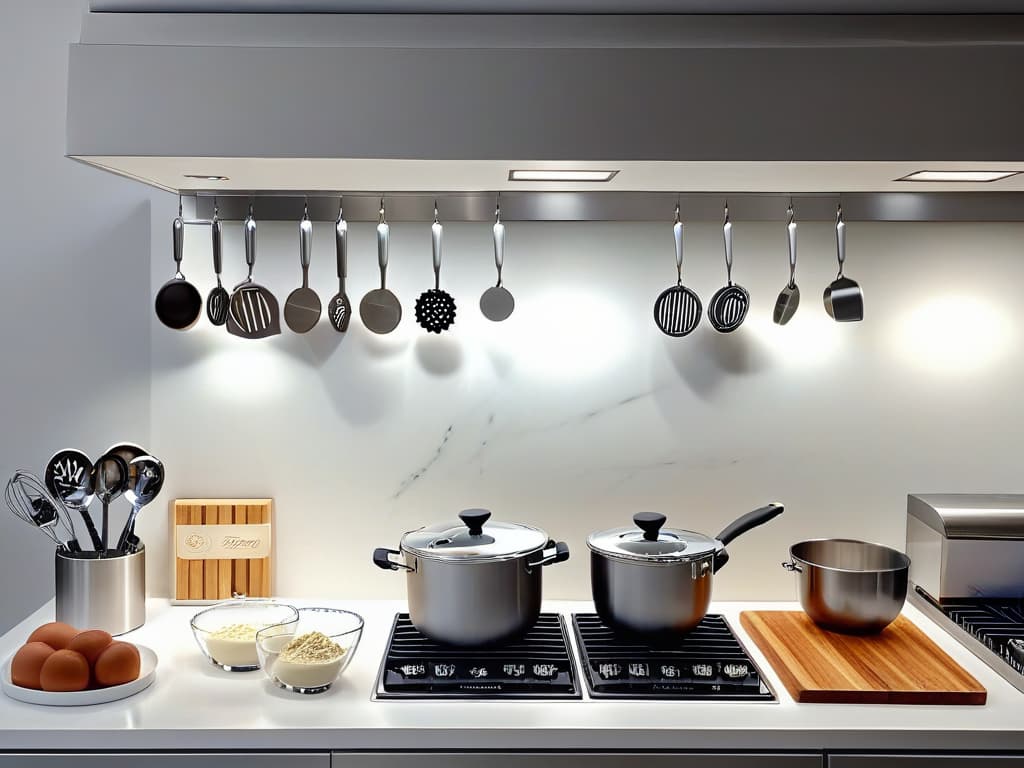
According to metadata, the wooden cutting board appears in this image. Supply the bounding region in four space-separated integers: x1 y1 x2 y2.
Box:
740 611 986 705
172 499 273 602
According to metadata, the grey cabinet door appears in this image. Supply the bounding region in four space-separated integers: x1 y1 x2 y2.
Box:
334 754 823 768
831 757 1024 767
0 755 329 768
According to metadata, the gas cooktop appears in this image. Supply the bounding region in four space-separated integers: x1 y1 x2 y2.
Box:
912 587 1024 693
572 613 775 701
374 613 581 699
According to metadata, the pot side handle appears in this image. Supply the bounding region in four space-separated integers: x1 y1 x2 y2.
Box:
373 547 413 572
528 540 570 568
782 560 803 572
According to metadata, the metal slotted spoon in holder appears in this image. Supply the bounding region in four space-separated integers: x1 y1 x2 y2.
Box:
45 449 102 551
284 202 323 334
328 198 351 333
708 204 750 333
359 198 402 334
824 204 864 322
227 204 282 339
207 200 229 326
653 204 702 337
415 203 457 333
480 199 515 322
773 203 801 325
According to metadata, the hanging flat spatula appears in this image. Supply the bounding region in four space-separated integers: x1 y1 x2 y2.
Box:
284 202 322 334
227 204 281 339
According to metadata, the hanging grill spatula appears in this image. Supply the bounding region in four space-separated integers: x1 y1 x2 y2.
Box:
206 201 230 326
708 204 750 333
328 198 352 333
654 204 702 337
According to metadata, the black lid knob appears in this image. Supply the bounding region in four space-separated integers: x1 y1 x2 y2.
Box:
633 512 667 542
458 509 492 537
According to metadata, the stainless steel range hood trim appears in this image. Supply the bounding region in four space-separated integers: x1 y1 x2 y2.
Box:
180 191 1024 222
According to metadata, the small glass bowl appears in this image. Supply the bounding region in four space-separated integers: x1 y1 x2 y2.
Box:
190 600 299 671
256 607 364 694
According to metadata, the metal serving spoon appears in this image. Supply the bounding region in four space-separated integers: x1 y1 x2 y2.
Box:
117 456 165 554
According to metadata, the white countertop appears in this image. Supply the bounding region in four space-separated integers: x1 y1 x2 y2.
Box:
0 598 1022 753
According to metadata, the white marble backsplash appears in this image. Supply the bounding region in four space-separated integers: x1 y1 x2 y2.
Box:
144 211 1024 602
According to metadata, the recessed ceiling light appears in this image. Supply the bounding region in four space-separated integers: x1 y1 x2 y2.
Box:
897 170 1021 183
508 169 619 182
184 174 230 181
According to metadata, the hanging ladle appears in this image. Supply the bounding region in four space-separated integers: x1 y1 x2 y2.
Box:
823 205 864 322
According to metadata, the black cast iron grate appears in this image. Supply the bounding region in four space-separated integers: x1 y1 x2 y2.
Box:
572 613 775 700
376 613 581 699
931 598 1024 676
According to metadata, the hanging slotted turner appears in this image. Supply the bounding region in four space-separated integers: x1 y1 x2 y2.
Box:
227 204 281 339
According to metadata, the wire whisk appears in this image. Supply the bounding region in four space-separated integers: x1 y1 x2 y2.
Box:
5 471 80 552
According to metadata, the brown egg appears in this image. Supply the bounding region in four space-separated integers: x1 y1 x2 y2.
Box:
66 629 113 666
39 649 90 692
10 642 55 689
27 622 78 651
93 641 140 688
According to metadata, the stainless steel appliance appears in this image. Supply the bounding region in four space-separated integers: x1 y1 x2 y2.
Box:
907 493 1024 692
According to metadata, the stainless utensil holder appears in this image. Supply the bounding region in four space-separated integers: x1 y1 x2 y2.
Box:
55 547 145 635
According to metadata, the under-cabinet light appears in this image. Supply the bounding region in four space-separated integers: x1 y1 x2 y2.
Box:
184 174 230 181
508 169 619 182
896 170 1021 183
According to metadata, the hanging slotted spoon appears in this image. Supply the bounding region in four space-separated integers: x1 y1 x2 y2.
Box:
415 204 457 333
480 201 514 322
708 204 750 333
654 204 702 337
328 199 351 333
773 203 801 325
207 202 229 326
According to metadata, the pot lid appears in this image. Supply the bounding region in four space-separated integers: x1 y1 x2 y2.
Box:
587 512 719 563
402 509 549 562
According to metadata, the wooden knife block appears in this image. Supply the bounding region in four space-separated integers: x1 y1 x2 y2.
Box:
171 499 273 603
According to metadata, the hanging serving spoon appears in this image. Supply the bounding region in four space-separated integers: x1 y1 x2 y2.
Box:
359 198 402 334
773 203 801 325
327 198 351 333
480 199 515 322
206 201 230 326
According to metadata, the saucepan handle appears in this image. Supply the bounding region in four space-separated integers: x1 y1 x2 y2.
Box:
712 503 785 574
373 547 413 572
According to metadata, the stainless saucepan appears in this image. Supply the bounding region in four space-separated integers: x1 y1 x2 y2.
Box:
588 503 784 635
783 538 909 634
373 509 569 646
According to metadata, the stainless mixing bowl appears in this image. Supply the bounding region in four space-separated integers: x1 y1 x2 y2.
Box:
783 539 910 634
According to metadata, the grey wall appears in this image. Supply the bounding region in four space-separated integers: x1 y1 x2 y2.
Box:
0 1 158 633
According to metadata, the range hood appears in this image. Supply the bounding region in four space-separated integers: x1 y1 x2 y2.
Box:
67 9 1024 209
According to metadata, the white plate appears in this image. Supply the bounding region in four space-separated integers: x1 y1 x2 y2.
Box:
1 645 157 706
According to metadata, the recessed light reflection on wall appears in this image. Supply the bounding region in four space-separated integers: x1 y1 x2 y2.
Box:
746 310 843 368
894 295 1011 375
200 343 288 402
500 289 629 381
